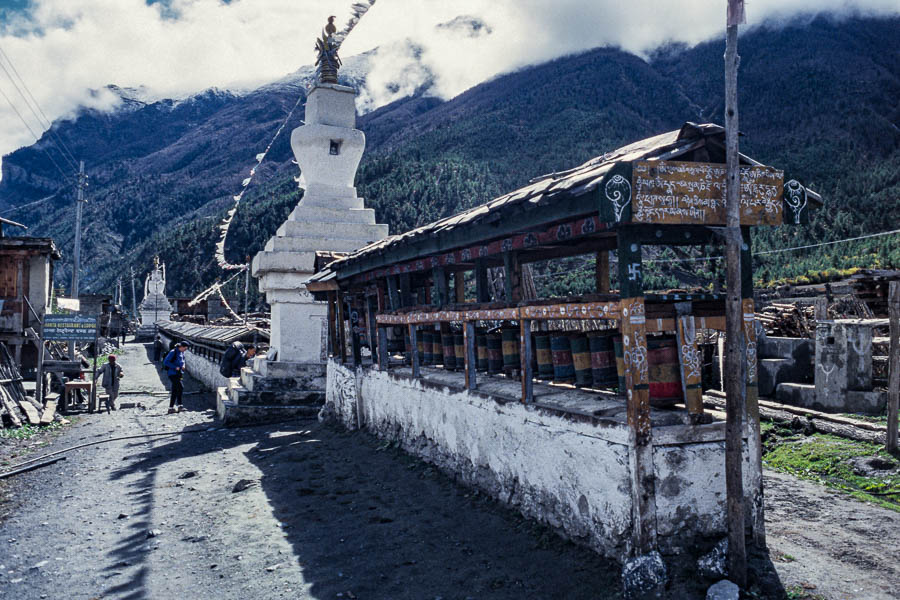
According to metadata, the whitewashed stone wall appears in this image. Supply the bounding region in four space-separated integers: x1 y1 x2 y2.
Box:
326 358 753 560
158 332 229 391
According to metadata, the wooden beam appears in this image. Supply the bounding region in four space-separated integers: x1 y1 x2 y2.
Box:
327 294 337 357
595 250 610 294
377 327 388 371
366 295 379 364
387 275 401 310
887 281 899 453
503 252 521 303
399 273 413 307
743 298 765 547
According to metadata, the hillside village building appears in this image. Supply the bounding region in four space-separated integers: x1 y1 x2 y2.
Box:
308 122 820 569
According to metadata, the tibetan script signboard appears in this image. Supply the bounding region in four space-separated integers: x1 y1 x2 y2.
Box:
631 160 784 225
43 315 98 341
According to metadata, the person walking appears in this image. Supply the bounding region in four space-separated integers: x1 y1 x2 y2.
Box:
153 335 163 364
95 354 124 413
219 342 257 378
163 341 189 413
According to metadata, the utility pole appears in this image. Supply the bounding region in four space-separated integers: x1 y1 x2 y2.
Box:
243 256 251 323
130 266 138 325
69 160 87 360
724 0 747 588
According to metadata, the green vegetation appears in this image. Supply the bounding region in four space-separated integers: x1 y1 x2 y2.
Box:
763 423 900 512
784 585 826 600
0 418 68 442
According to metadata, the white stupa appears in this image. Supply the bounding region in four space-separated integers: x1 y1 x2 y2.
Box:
137 256 173 338
251 42 388 367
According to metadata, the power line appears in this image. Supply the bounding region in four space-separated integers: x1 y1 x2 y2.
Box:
0 43 79 170
0 48 77 171
0 82 72 183
0 192 59 216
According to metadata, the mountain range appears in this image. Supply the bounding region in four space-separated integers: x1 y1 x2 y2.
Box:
1 14 898 305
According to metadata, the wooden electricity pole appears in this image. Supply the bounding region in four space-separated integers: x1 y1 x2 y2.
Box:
724 0 748 587
886 281 899 453
69 160 87 359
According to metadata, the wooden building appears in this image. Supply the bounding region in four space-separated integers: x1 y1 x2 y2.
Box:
309 123 820 562
0 231 61 373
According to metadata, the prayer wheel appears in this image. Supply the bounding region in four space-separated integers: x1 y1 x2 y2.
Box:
454 333 466 371
550 334 575 382
501 328 520 372
486 332 503 374
588 331 618 388
476 333 489 371
422 330 434 365
569 333 593 388
432 330 444 366
534 333 554 379
648 334 683 405
441 331 456 370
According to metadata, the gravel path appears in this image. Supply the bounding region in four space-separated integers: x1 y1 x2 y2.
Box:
0 342 897 599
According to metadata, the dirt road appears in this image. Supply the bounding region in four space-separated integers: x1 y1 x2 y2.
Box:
0 342 897 599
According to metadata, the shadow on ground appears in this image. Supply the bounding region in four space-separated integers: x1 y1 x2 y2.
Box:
99 345 787 599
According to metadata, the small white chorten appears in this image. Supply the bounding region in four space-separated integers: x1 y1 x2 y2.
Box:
138 257 173 337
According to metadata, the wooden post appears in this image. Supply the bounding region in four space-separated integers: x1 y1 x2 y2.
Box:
409 324 421 379
617 228 656 554
464 321 476 391
455 271 466 304
433 267 448 307
724 11 748 586
327 294 337 357
366 295 378 365
398 273 413 307
675 309 704 417
595 250 610 293
886 281 899 453
475 259 490 303
377 327 388 372
35 312 45 407
336 292 347 364
387 276 401 311
520 319 533 403
90 315 99 413
815 296 827 322
503 252 521 303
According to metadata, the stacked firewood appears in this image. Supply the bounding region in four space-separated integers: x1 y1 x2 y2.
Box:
0 344 56 429
756 302 815 337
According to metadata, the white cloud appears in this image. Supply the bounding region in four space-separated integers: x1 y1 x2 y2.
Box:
1 0 898 166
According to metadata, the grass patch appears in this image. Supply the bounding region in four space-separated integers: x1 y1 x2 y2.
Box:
763 424 900 511
839 413 888 425
92 348 123 370
784 584 826 600
0 419 68 441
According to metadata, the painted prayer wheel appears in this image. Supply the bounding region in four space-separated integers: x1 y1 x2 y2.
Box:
534 333 554 379
454 333 466 371
501 328 520 371
648 334 683 405
569 333 593 388
613 335 626 394
476 333 489 371
441 331 456 370
422 330 434 365
550 334 575 382
588 331 618 388
486 333 503 374
432 331 444 366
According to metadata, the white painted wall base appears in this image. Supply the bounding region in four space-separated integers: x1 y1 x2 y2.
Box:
325 359 758 561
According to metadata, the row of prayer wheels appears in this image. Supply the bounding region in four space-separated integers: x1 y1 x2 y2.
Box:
402 327 683 404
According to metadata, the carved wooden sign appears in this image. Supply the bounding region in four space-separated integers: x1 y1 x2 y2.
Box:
631 160 784 225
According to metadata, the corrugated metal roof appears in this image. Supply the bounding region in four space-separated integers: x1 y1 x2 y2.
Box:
157 320 265 345
327 123 722 275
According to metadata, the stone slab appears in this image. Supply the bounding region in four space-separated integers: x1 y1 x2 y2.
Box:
776 382 886 415
758 358 810 397
217 396 321 427
274 220 388 241
284 205 376 226
265 235 382 254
